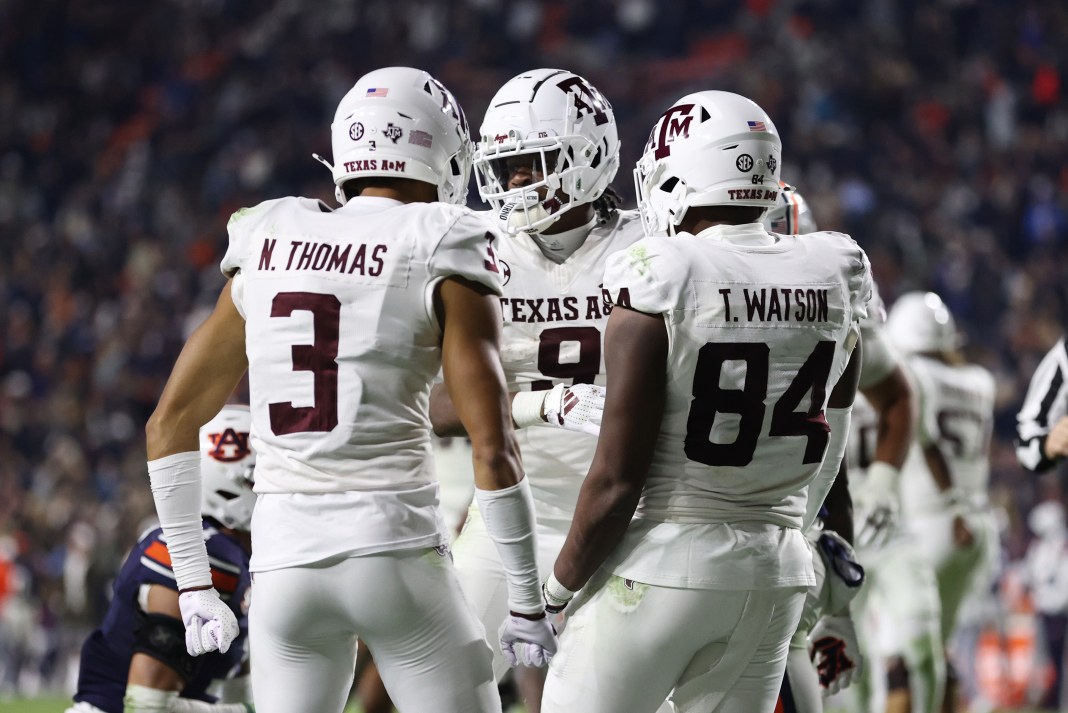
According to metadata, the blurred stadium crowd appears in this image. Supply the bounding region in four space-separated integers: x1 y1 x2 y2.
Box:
2 0 1068 705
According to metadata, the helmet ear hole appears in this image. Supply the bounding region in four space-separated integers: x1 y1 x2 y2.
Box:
660 176 680 193
216 490 241 501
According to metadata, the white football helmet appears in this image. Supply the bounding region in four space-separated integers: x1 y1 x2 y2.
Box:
199 405 256 532
322 66 472 205
474 68 620 234
634 90 782 236
763 182 818 234
885 291 959 354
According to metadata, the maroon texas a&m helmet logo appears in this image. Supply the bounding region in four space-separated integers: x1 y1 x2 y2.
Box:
207 428 251 463
556 77 610 126
647 103 697 160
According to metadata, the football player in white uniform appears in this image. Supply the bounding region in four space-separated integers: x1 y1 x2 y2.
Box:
883 292 998 713
143 67 553 713
427 68 643 711
769 186 915 550
762 185 915 713
540 91 872 713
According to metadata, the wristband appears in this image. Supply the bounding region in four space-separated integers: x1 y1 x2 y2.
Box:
512 390 548 428
543 572 575 613
865 460 900 490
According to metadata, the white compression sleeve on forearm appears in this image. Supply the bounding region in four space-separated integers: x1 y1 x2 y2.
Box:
803 406 852 532
125 684 173 713
474 478 543 615
148 452 211 590
170 697 252 712
125 685 252 713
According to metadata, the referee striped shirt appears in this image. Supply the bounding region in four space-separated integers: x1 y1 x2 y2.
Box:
1017 337 1068 472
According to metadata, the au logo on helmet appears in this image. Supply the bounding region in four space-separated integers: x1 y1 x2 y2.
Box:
208 428 251 462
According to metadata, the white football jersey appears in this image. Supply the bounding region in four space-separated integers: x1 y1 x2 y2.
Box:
601 224 871 589
221 196 503 569
223 195 502 493
495 210 645 530
899 356 996 517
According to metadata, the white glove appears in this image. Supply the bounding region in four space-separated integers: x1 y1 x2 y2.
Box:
543 383 605 435
852 461 900 550
179 588 240 656
499 612 557 668
808 614 863 695
511 383 606 435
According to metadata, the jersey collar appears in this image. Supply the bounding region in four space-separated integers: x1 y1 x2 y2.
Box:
693 222 778 246
528 215 599 264
339 196 405 210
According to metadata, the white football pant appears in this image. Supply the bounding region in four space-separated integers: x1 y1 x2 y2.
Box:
780 541 827 713
249 548 500 713
541 571 805 713
857 543 945 713
910 509 998 644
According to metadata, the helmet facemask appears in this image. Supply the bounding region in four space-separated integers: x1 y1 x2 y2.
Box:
475 69 620 235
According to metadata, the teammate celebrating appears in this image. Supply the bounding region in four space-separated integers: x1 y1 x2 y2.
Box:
144 67 552 713
541 90 872 713
762 185 915 712
68 406 255 713
428 68 642 711
768 185 915 551
884 292 998 713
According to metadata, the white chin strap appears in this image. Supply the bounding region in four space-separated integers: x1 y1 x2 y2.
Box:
312 153 347 206
500 191 565 235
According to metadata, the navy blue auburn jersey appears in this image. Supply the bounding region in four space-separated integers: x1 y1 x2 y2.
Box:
72 520 251 713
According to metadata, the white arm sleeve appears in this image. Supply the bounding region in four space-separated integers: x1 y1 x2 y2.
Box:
170 698 251 712
804 406 852 532
474 478 543 615
125 684 251 713
147 452 211 590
